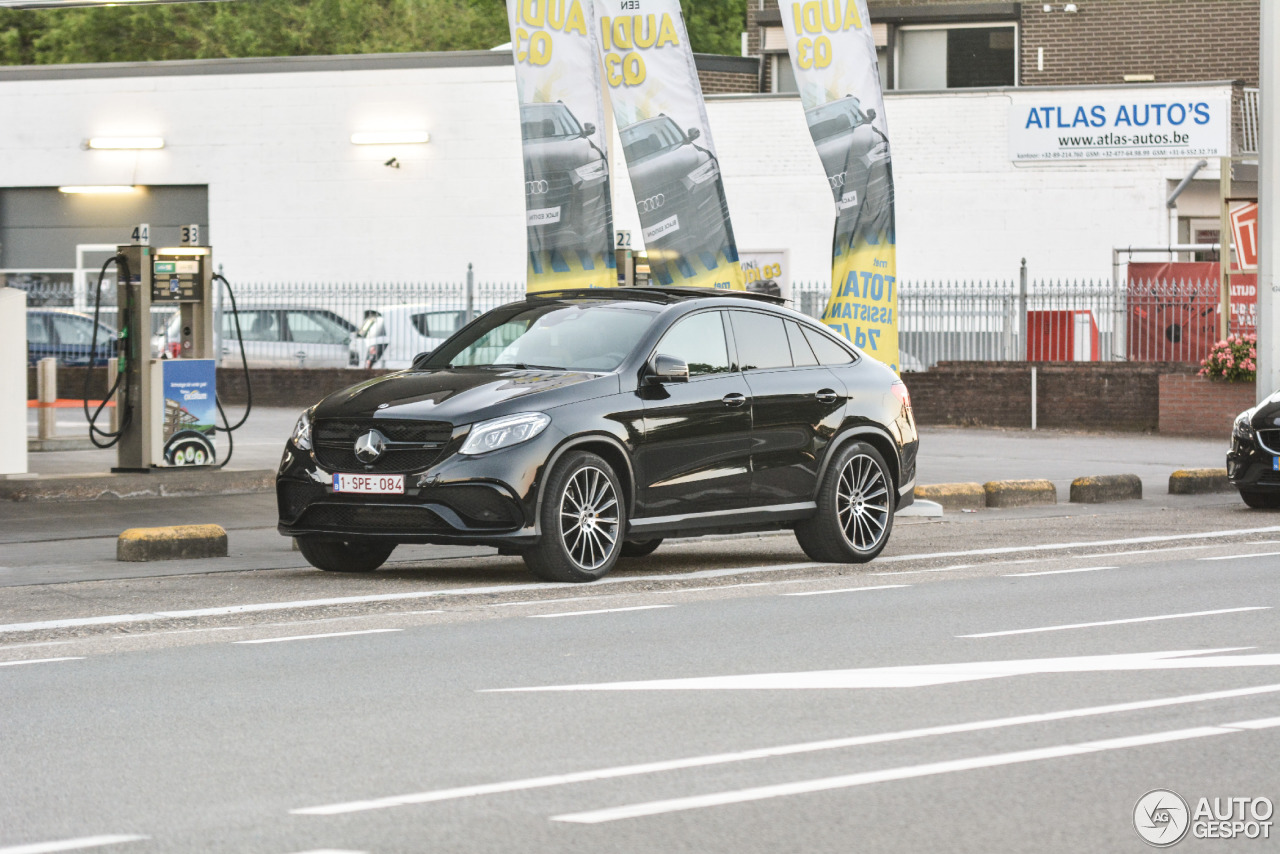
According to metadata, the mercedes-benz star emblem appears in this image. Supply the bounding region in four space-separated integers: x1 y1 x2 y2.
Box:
354 430 387 464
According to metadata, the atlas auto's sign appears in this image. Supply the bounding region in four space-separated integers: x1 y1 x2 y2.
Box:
1009 93 1231 161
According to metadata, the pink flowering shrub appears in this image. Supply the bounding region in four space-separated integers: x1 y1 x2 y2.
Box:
1199 333 1257 382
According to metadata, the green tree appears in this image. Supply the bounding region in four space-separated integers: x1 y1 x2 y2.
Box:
0 0 745 66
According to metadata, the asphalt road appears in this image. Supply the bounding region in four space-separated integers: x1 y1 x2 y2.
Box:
2 498 1278 853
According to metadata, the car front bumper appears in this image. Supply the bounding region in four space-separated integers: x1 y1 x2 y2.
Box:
276 430 562 547
1227 433 1280 492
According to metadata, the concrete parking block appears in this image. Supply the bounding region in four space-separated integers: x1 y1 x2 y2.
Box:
984 479 1057 508
1069 474 1143 504
117 524 228 562
916 482 985 511
1168 468 1232 495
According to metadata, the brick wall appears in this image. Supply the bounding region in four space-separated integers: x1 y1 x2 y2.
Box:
697 69 760 95
902 361 1197 431
1020 0 1258 87
1157 373 1256 437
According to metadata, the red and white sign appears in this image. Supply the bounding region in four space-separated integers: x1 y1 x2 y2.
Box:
1230 202 1259 270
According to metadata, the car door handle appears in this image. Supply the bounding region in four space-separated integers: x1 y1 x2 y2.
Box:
816 389 838 403
722 393 747 408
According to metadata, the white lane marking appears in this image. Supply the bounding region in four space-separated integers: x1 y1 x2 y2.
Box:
9 526 1280 635
783 585 911 597
0 641 73 650
291 682 1280 816
1200 552 1280 562
1003 566 1116 578
0 836 149 854
0 657 84 668
529 606 672 619
959 607 1270 638
552 717 1280 824
873 564 974 576
484 648 1280 692
287 850 367 854
235 629 402 645
1088 541 1280 559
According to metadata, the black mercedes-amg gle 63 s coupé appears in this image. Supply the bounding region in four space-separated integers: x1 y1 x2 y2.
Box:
278 287 918 582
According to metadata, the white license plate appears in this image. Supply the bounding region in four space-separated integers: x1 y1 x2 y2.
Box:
333 473 404 494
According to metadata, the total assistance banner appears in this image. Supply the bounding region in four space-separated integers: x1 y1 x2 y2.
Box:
593 0 745 289
780 0 898 370
508 0 616 291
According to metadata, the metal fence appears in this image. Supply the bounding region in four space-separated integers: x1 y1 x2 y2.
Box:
8 268 1224 370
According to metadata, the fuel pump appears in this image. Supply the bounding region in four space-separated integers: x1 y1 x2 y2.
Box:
85 225 250 472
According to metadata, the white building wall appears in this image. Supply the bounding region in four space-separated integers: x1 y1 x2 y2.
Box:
0 56 1230 287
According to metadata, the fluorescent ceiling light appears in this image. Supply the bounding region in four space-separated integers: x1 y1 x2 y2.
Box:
58 185 138 194
351 131 431 146
87 137 165 150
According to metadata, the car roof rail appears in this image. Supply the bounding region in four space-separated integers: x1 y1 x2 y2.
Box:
526 286 786 306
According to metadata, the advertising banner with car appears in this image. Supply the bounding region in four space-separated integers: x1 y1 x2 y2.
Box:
593 0 745 290
507 0 616 291
1008 94 1231 161
780 0 899 371
156 358 217 466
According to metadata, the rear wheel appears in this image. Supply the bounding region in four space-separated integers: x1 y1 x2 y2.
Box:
296 536 396 572
621 538 663 559
524 451 626 583
795 441 895 564
1240 488 1280 510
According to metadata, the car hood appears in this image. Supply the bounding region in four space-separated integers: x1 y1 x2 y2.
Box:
1248 388 1280 429
627 144 706 186
524 136 602 175
313 368 620 424
814 124 878 176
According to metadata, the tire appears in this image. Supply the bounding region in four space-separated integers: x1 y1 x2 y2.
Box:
296 536 396 572
621 538 663 559
524 451 626 583
1240 489 1280 510
795 441 895 564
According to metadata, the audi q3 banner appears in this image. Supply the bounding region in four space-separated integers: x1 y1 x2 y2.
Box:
593 0 745 290
780 0 899 370
507 0 616 291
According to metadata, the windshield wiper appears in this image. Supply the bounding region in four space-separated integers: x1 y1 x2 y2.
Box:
490 362 565 371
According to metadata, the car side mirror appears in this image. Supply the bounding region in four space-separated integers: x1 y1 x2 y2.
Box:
864 108 877 123
647 354 689 384
686 127 701 142
582 122 596 137
412 350 433 365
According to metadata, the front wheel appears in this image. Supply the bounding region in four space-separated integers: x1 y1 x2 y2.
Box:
524 451 626 583
795 441 895 564
1240 488 1280 510
296 536 396 572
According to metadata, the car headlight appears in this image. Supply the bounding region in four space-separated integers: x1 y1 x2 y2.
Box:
685 160 719 185
866 142 890 163
1233 412 1256 442
574 160 606 182
460 412 550 455
291 408 314 451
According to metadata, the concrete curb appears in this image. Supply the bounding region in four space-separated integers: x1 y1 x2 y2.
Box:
0 469 274 502
117 524 228 562
1070 473 1143 504
916 482 985 511
28 437 97 452
1169 468 1233 495
984 479 1057 508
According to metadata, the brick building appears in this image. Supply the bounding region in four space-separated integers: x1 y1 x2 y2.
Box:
748 1 1259 94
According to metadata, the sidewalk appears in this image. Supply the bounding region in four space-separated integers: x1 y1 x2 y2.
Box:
22 407 1229 499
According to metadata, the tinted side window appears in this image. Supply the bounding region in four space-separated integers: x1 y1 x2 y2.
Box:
730 311 792 371
412 311 464 339
786 321 819 366
49 314 96 346
238 310 282 342
801 325 856 365
287 311 350 344
655 311 729 377
27 315 51 345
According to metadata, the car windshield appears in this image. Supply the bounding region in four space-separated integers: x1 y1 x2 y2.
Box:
620 117 685 163
807 98 866 141
521 103 582 140
422 302 658 373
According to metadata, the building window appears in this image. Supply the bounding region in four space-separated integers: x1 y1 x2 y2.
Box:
896 23 1017 90
771 54 798 93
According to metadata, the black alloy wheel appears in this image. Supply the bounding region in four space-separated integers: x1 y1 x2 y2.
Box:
794 440 895 563
296 536 397 572
621 538 663 559
525 451 625 582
